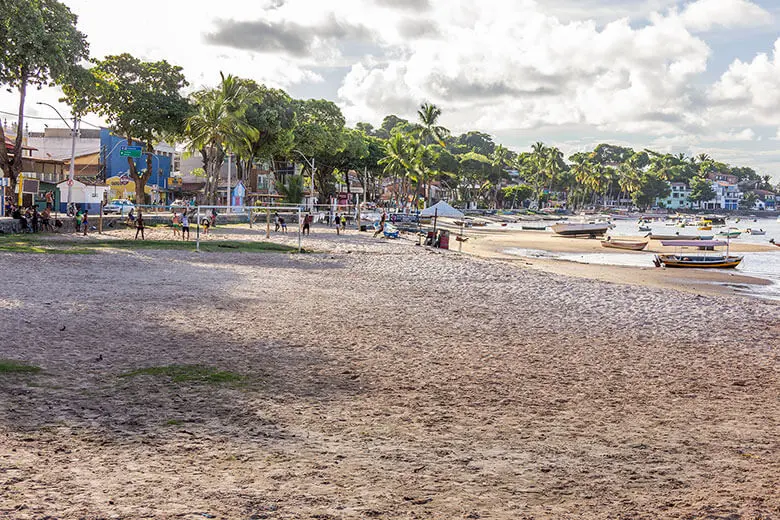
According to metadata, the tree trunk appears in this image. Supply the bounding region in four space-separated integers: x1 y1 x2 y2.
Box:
124 137 149 206
1 75 29 197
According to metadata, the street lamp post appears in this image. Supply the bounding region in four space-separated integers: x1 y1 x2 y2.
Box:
293 149 315 211
37 102 78 211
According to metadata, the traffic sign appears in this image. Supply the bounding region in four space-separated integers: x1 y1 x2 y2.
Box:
0 178 9 187
119 175 130 185
119 146 142 158
67 179 73 186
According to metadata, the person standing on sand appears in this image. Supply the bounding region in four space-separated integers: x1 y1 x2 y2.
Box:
302 212 311 235
181 211 190 241
334 212 340 235
341 213 347 233
171 212 180 238
135 211 145 240
274 212 280 232
81 210 89 236
373 212 387 238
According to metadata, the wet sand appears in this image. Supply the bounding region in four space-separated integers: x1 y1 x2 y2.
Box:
456 228 778 299
1 230 779 519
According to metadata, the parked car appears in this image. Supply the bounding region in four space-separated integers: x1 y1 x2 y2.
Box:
104 199 134 215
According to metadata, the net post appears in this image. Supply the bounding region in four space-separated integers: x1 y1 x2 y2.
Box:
196 206 201 252
266 207 271 239
298 207 302 252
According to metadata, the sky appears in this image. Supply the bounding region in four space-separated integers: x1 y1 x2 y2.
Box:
2 0 780 182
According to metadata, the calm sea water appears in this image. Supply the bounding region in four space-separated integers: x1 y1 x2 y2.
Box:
503 217 780 300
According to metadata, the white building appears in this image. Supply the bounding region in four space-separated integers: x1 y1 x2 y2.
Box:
701 181 742 210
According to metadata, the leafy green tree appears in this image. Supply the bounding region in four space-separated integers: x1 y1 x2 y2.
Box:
591 144 634 165
688 175 716 207
87 54 191 204
0 0 88 192
632 172 670 210
376 115 413 139
276 174 304 204
292 98 346 203
234 81 296 182
457 131 496 156
502 184 533 209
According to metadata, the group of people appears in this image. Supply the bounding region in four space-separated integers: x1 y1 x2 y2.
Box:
9 205 55 233
170 209 193 240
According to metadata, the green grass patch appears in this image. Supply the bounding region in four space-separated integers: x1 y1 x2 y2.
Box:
0 360 41 374
89 239 296 253
0 235 298 254
121 364 244 384
165 419 184 426
0 236 94 254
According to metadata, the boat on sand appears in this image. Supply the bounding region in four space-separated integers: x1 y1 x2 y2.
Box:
654 240 743 269
552 222 610 237
601 238 648 251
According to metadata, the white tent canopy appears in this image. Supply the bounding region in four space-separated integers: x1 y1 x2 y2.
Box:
420 201 464 218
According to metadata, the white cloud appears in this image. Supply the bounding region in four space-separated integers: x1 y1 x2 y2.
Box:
708 38 780 124
679 0 771 32
339 2 710 136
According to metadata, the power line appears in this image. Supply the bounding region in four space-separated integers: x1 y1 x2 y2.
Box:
0 109 103 129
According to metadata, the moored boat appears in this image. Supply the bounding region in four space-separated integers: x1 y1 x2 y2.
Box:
638 225 652 232
654 240 743 269
746 228 766 235
717 230 741 238
647 233 705 241
521 223 548 231
552 222 610 236
601 238 648 251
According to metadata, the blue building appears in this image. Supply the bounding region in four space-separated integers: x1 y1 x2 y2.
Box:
100 129 172 191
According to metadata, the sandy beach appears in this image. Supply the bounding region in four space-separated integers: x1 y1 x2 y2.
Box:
1 229 779 519
451 226 779 299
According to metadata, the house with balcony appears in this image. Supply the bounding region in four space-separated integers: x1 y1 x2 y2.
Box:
701 181 742 210
657 182 692 210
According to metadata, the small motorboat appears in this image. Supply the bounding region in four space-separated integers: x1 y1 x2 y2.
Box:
717 230 741 238
638 225 652 232
747 228 766 235
601 238 648 251
770 239 779 247
654 240 743 269
698 225 712 231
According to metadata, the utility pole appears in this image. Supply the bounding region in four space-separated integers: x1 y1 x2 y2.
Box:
227 153 232 214
37 102 78 210
293 149 315 211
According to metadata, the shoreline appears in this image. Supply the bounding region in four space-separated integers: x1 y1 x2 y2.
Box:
458 228 778 300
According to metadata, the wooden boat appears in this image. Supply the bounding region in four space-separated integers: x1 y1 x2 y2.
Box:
521 223 548 231
717 230 741 238
552 222 610 236
647 233 704 241
654 240 743 269
601 238 648 251
698 225 712 231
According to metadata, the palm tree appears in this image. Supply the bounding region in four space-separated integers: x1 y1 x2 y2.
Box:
185 74 258 204
544 146 565 206
416 103 449 146
379 133 415 208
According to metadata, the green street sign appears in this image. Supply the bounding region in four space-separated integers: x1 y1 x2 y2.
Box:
120 146 142 158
